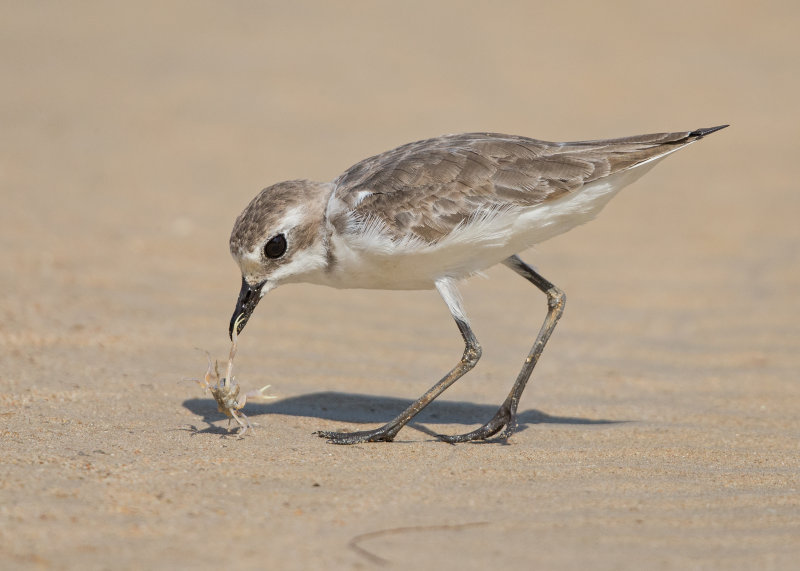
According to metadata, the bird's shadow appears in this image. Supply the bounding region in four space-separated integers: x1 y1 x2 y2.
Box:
181 391 624 438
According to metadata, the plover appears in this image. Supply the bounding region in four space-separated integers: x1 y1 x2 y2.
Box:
228 126 727 444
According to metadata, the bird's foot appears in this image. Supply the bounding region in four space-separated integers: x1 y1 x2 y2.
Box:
437 403 518 444
315 424 402 445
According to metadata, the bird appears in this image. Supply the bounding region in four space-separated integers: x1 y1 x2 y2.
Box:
227 125 728 444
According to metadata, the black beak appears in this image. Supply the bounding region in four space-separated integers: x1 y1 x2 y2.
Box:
229 276 265 340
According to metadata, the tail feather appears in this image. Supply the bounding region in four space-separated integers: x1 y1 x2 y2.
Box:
688 125 729 139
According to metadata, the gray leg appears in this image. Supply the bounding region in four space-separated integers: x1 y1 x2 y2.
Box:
438 255 566 443
316 278 481 444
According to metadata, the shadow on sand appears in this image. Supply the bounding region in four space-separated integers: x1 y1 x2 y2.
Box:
181 391 624 438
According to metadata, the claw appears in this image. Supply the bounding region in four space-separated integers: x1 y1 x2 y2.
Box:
244 385 277 401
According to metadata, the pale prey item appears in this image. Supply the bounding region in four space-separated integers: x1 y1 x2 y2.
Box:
195 314 275 437
228 126 727 444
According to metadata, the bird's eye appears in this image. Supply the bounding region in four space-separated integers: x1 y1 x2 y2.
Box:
263 234 287 259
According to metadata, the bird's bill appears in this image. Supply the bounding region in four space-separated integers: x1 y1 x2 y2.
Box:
229 276 265 339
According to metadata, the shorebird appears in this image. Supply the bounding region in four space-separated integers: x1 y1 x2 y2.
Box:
228 125 727 444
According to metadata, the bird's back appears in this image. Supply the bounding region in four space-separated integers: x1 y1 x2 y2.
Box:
328 128 723 246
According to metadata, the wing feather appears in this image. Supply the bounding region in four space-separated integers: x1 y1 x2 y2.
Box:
329 130 711 244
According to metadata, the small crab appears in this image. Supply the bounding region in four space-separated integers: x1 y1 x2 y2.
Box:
195 314 274 437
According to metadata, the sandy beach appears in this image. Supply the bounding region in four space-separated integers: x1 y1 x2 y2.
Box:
1 2 798 569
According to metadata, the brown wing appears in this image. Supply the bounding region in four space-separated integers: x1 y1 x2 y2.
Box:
331 127 725 243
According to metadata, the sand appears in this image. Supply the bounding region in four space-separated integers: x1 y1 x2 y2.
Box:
1 2 798 569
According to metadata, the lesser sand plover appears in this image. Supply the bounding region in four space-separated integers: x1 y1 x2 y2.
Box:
228 126 727 444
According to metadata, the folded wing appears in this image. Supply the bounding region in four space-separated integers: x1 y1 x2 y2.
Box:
330 128 723 244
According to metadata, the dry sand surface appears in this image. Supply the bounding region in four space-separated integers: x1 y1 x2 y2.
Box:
2 2 799 569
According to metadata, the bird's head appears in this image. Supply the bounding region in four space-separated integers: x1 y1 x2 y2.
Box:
228 180 332 339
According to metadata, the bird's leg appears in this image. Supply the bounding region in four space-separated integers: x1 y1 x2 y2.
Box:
438 255 565 443
316 278 481 444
